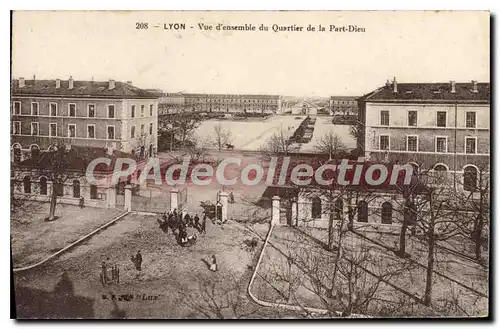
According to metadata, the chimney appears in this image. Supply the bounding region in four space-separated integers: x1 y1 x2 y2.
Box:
126 81 133 85
392 77 398 93
450 81 456 93
19 77 25 88
472 80 478 93
68 76 74 89
109 79 116 90
385 79 391 87
55 78 61 89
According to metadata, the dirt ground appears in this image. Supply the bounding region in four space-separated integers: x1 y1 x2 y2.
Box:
11 202 125 268
13 213 302 319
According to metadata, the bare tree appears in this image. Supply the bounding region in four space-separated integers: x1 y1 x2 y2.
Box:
36 145 83 221
451 165 490 262
177 272 257 319
212 122 232 151
265 226 416 317
185 135 212 163
314 131 347 160
159 112 202 149
259 125 293 160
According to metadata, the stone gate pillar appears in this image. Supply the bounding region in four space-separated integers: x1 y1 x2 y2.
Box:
124 184 132 212
107 185 116 209
272 196 281 226
170 188 179 212
219 192 228 223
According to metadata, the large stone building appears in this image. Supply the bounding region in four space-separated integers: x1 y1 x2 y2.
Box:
168 93 282 113
329 96 359 115
158 93 186 115
358 78 490 191
11 77 159 162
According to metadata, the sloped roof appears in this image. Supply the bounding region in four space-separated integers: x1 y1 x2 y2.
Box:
16 146 139 174
12 79 159 99
360 82 490 104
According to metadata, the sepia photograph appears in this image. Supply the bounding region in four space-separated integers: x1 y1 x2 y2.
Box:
9 10 490 319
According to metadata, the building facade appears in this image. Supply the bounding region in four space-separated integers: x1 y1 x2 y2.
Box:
181 93 282 113
358 79 490 191
330 96 359 115
11 78 159 162
158 93 186 115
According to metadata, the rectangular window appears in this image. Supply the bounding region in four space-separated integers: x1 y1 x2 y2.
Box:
87 125 95 139
408 111 417 127
406 136 418 152
88 104 96 118
31 122 39 136
141 124 145 136
437 111 447 127
13 101 21 115
149 123 153 135
31 102 39 116
50 123 57 137
50 103 58 116
68 103 76 117
465 137 477 154
108 105 115 118
436 137 447 153
68 124 76 138
380 135 389 150
130 126 135 138
466 111 476 128
131 105 136 118
13 121 21 135
141 105 145 117
380 110 389 126
107 126 115 140
150 104 154 116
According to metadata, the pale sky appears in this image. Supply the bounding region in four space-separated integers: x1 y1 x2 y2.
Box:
12 11 490 97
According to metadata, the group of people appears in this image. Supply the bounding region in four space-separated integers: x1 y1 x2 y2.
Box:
158 208 208 245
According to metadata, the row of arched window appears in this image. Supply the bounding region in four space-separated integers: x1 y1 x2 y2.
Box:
411 162 480 192
21 176 98 199
311 197 418 225
12 143 55 163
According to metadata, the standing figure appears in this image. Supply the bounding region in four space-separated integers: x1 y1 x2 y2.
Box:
135 251 142 271
209 255 218 272
79 197 85 209
101 260 108 284
184 213 192 227
201 214 207 234
193 213 200 230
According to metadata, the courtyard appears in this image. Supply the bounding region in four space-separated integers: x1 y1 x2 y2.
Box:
11 202 125 268
13 208 299 319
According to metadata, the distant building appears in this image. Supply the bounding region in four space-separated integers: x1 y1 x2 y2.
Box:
180 93 282 113
158 93 186 115
330 96 359 115
358 78 490 191
144 88 166 97
11 77 160 162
